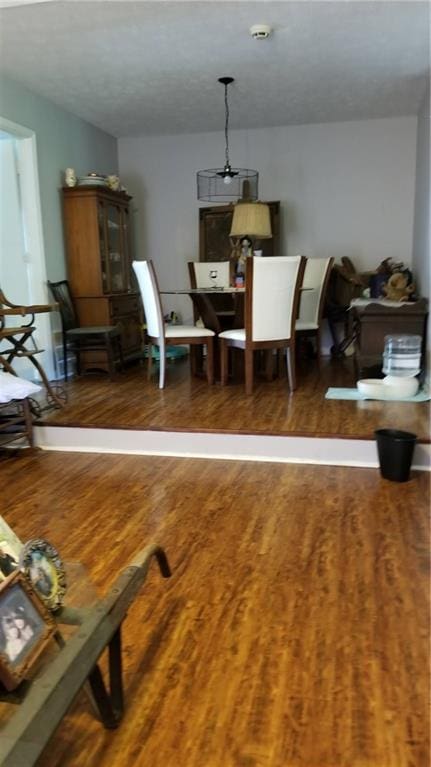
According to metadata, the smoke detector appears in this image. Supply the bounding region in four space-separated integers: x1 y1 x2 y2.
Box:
250 24 272 40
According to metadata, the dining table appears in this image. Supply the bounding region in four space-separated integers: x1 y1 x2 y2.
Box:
160 286 314 382
160 287 245 333
161 288 245 294
160 286 313 332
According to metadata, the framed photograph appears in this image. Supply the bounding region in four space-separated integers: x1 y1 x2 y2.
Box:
19 539 67 612
0 516 23 581
0 571 56 691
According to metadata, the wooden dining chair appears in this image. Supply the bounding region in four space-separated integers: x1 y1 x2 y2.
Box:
219 255 306 395
48 280 123 381
295 256 334 361
132 260 215 389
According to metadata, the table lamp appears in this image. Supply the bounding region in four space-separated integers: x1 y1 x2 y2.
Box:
229 201 272 285
230 201 272 248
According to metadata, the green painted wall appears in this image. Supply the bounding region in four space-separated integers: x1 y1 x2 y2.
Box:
0 75 118 279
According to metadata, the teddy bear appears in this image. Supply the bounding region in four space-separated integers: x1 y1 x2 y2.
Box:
383 272 415 302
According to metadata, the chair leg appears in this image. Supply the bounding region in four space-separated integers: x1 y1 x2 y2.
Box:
206 338 214 385
63 334 68 382
147 343 153 381
220 339 229 385
22 397 33 448
245 348 254 395
265 350 274 381
75 344 81 376
106 335 116 380
286 344 296 391
159 347 166 389
316 328 321 367
190 346 201 377
277 349 284 378
117 336 124 372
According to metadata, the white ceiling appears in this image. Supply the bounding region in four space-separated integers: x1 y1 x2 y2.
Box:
0 1 429 138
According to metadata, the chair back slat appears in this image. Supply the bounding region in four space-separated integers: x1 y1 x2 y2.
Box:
47 281 78 332
191 262 230 289
132 260 164 342
249 256 304 342
297 256 334 326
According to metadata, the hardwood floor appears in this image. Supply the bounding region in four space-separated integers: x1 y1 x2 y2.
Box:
1 449 429 766
39 357 430 441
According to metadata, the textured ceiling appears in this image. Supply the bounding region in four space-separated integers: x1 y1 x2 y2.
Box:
0 1 429 138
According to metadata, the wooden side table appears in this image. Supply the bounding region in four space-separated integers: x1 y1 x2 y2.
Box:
350 298 428 378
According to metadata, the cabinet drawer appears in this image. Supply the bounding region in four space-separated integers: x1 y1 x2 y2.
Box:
110 294 140 318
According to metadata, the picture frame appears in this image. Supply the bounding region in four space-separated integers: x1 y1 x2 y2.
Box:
0 570 56 691
19 539 67 612
0 516 23 581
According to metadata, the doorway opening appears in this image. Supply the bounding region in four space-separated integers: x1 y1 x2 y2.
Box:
0 117 55 380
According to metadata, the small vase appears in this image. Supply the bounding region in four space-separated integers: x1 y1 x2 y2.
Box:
64 168 77 187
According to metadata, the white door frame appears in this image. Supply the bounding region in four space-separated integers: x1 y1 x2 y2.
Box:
0 116 55 379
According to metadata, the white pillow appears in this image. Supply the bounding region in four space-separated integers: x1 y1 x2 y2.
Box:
0 372 42 403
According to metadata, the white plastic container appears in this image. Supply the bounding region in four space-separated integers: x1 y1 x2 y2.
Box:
357 377 419 399
382 335 422 378
382 375 419 397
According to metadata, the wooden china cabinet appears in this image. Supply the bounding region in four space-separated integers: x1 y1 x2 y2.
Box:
62 186 142 373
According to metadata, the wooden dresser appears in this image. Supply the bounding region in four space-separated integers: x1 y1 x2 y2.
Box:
351 298 429 377
62 186 142 372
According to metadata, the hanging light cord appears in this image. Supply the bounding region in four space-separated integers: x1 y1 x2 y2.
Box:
224 82 230 168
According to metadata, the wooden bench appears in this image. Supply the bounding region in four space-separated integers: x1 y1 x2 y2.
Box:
0 545 171 767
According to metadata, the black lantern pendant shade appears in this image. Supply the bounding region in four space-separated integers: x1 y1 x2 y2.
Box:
197 77 258 202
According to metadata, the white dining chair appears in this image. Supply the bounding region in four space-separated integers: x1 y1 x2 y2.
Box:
188 260 235 332
219 255 306 395
295 256 334 360
189 261 231 289
132 260 215 389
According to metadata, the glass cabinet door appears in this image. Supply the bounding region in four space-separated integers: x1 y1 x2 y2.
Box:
98 199 131 294
98 203 109 294
120 206 131 292
106 204 127 293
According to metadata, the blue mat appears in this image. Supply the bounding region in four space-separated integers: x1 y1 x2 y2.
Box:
325 387 430 402
144 345 188 361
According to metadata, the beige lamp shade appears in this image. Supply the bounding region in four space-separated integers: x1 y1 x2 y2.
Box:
229 202 272 239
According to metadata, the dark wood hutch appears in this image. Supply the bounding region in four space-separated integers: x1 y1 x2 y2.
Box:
199 201 280 262
198 201 280 316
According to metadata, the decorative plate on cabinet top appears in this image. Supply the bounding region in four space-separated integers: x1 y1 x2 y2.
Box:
77 174 107 187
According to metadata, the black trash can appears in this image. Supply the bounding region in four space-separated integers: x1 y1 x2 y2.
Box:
374 429 417 482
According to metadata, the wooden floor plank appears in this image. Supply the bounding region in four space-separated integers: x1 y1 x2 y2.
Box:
39 357 430 441
1 449 429 766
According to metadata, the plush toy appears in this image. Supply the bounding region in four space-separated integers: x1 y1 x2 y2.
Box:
383 272 415 302
377 257 394 274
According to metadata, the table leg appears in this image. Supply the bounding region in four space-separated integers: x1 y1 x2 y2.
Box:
87 664 120 730
108 627 124 719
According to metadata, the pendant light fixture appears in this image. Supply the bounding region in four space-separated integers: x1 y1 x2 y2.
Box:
197 77 258 203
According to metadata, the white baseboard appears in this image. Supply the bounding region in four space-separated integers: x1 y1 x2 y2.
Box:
34 425 431 470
